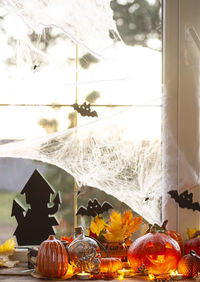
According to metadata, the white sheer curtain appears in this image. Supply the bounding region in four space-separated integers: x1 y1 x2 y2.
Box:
163 0 200 240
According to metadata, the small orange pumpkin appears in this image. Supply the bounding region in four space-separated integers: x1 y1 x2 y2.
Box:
178 250 200 278
37 235 68 278
100 257 123 274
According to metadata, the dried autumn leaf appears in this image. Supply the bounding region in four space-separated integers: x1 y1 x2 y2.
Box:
0 256 19 268
90 216 107 237
104 210 142 242
104 211 124 241
60 235 74 245
0 237 16 256
105 227 126 242
0 238 19 268
0 259 5 267
109 211 121 225
61 264 74 279
123 212 142 238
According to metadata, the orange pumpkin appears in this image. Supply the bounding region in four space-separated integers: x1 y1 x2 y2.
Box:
128 229 181 275
162 221 183 253
185 233 200 256
178 250 200 278
146 220 183 253
100 257 123 274
37 235 68 278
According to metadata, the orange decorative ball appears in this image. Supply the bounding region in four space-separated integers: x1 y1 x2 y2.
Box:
37 235 68 278
178 250 200 278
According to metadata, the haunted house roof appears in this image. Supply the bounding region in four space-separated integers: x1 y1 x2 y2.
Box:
21 169 55 203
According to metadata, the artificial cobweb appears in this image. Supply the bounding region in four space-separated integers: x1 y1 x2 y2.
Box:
0 108 161 224
0 0 162 224
0 0 118 57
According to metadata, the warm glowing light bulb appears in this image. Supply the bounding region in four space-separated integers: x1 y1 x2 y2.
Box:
170 270 178 275
148 273 155 280
169 270 183 280
118 268 125 280
77 271 90 280
118 268 132 278
79 271 86 275
118 274 124 280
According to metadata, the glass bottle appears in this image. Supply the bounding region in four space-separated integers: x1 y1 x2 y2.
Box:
68 226 101 274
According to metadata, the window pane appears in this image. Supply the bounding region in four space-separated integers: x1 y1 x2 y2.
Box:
0 0 162 243
77 46 161 106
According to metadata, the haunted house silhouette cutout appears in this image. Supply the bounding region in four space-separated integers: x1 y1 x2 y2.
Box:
11 169 61 245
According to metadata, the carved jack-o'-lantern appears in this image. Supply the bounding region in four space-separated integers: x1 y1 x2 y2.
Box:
146 220 183 254
127 230 181 275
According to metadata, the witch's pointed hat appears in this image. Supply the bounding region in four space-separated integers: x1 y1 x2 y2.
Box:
21 169 55 204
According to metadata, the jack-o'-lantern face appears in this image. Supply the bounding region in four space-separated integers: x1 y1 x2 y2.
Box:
128 233 181 275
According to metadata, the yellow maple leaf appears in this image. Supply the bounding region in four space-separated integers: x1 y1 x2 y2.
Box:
110 210 122 224
122 210 132 224
61 264 74 279
123 212 143 238
104 210 142 242
0 238 16 256
90 216 107 236
104 211 122 241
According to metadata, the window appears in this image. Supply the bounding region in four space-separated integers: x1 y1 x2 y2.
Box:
0 0 162 242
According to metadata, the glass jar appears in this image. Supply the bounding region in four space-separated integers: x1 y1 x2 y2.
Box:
68 227 101 274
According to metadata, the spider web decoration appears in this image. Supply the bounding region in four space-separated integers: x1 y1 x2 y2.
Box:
0 108 162 224
0 0 164 225
0 0 118 57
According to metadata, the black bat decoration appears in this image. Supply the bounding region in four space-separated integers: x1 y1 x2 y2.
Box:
76 198 113 217
168 189 200 211
72 102 98 118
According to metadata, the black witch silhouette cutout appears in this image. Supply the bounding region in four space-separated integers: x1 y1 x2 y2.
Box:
11 169 61 245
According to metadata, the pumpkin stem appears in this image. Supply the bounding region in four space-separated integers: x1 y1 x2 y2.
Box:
161 220 168 231
190 250 196 256
147 220 169 234
146 224 153 233
48 235 56 240
150 226 157 234
190 250 200 260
